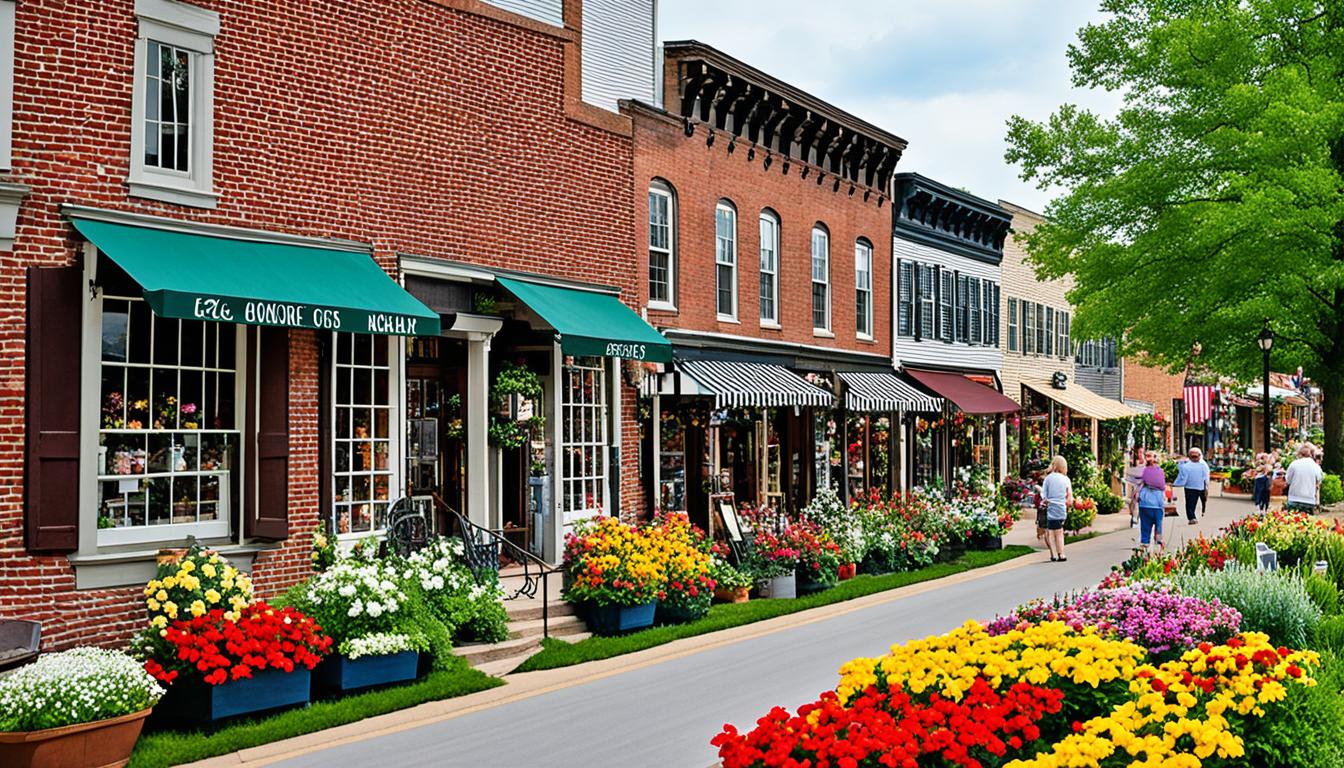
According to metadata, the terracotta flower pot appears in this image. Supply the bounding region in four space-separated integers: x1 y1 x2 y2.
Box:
713 585 750 603
0 707 151 768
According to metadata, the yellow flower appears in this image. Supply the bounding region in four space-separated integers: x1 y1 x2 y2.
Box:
204 588 221 604
163 601 178 619
201 563 217 579
189 599 207 617
162 576 177 589
147 598 161 611
150 615 167 629
155 589 168 602
179 559 195 573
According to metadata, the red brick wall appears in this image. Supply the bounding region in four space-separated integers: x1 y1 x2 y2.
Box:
0 0 641 648
628 108 892 356
1123 358 1184 452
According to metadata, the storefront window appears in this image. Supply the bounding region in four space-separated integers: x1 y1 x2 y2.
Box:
912 414 943 489
658 407 687 514
97 293 237 543
562 356 608 515
846 414 891 498
331 333 397 535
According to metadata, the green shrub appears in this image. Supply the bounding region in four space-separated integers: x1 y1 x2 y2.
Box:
1322 474 1344 506
1305 572 1342 616
1173 564 1321 648
1314 616 1344 654
1161 460 1178 482
1241 652 1344 768
1092 492 1123 516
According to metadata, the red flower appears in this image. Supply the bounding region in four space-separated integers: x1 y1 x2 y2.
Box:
146 602 332 686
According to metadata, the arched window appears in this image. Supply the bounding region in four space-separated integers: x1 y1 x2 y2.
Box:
811 224 830 332
648 180 676 308
715 200 738 320
855 238 873 338
759 210 780 325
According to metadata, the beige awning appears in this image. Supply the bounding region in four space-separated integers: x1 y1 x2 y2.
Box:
1023 379 1141 421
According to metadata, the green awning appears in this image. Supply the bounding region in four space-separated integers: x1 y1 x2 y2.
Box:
497 276 671 363
71 218 440 336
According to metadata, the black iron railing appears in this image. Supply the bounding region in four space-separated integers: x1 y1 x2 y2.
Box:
428 493 561 639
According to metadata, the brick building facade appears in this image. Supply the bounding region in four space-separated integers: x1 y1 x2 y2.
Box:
1123 358 1184 453
2 0 655 649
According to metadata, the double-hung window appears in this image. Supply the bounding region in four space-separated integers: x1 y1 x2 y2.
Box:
759 211 779 325
1058 311 1070 359
1023 301 1036 354
955 274 969 343
1007 298 1019 352
715 201 737 320
967 278 981 345
896 261 914 338
938 270 953 341
984 282 998 347
917 264 934 340
562 357 608 516
129 0 219 208
1044 307 1055 356
330 333 400 536
648 181 675 309
854 239 873 338
811 225 830 332
1036 304 1047 355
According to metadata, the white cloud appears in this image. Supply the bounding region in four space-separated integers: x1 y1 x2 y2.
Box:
657 0 1122 211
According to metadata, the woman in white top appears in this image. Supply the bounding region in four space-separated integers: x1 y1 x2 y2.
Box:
1039 455 1074 562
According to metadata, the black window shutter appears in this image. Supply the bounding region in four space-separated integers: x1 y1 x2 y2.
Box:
246 326 290 541
25 266 82 552
897 260 913 338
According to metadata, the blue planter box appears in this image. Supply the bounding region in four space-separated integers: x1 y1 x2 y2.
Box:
157 667 310 725
586 601 656 635
315 651 419 694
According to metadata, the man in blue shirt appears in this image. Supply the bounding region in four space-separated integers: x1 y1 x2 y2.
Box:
1174 448 1210 525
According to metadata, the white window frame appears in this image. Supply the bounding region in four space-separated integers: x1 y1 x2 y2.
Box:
128 0 219 208
84 251 243 548
715 201 738 321
561 356 609 516
1058 311 1070 359
329 333 403 540
810 225 830 333
0 0 15 171
647 181 676 310
1007 297 1019 353
855 239 873 339
758 210 779 326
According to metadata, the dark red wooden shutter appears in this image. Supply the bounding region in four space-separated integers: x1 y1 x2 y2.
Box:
25 266 83 552
246 326 290 540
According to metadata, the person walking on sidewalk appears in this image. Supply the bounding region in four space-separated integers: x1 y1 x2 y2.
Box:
1039 455 1073 563
1286 443 1323 513
1174 447 1210 525
1124 452 1146 527
1136 450 1167 552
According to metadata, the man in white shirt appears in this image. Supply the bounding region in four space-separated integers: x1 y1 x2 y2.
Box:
1285 443 1324 513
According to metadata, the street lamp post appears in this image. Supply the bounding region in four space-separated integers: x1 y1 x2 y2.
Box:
1258 320 1275 454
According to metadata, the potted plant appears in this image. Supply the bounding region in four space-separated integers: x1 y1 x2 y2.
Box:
562 516 663 634
801 486 863 582
748 529 799 599
0 648 163 768
710 556 752 603
649 514 716 625
291 561 425 694
787 522 841 594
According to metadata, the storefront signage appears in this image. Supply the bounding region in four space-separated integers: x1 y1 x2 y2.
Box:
603 342 648 360
171 295 436 336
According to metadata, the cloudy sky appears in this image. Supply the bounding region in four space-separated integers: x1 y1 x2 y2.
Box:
658 1 1122 212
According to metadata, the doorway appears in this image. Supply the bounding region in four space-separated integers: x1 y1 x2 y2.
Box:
406 335 467 531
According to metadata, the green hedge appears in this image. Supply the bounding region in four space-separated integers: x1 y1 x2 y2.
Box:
1322 474 1343 506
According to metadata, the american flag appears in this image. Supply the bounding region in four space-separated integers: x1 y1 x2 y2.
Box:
1184 385 1214 425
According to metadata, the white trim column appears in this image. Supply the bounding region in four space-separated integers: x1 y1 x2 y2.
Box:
466 335 491 529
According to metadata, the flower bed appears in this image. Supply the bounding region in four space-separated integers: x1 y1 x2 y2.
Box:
0 648 163 732
714 509 1344 767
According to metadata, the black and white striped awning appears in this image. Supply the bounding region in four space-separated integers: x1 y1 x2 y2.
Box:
839 371 942 413
677 360 834 409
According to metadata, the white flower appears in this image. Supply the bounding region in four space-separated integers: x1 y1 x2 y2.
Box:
337 584 356 597
366 601 384 618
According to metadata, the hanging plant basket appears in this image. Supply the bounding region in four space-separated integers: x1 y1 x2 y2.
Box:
489 362 545 448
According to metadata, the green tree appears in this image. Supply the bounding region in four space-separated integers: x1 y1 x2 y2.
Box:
1005 1 1344 471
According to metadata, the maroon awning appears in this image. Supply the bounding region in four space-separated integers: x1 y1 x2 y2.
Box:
905 369 1020 415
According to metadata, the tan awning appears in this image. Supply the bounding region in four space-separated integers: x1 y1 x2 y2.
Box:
1023 379 1140 421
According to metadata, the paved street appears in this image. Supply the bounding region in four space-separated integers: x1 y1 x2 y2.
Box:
273 495 1252 768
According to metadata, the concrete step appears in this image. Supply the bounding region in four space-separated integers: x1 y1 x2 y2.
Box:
452 635 542 665
508 614 586 639
504 600 576 622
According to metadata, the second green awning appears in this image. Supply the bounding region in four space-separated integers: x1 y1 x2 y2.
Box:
497 276 671 363
72 217 440 336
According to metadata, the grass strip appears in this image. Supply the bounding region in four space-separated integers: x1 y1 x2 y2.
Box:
129 664 503 768
1065 531 1105 545
516 546 1033 673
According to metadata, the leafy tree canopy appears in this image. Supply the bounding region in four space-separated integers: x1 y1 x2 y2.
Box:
1006 0 1344 468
